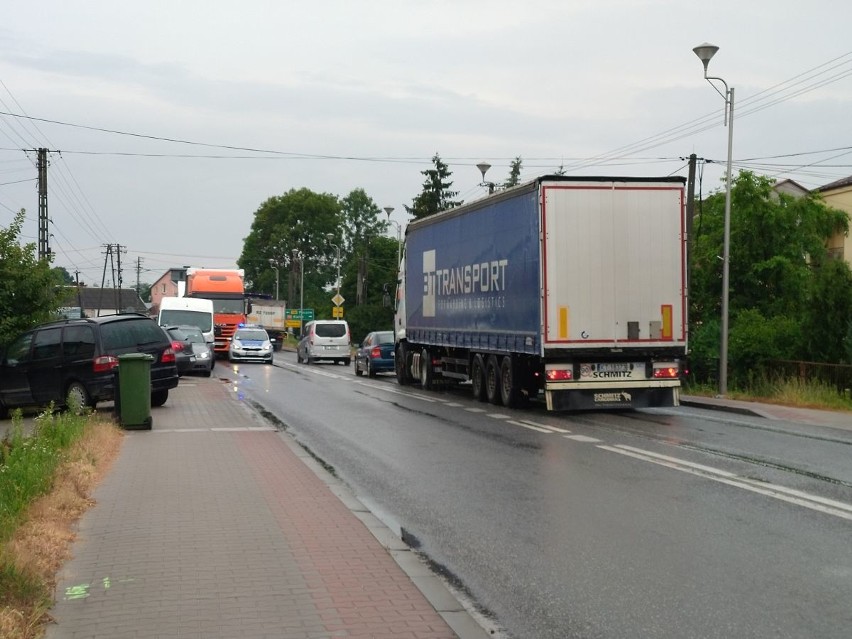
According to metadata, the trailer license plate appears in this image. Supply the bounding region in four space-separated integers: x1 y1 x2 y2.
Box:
597 363 631 373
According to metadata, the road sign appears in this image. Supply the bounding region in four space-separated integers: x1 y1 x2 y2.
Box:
285 308 314 321
332 293 345 307
332 306 344 319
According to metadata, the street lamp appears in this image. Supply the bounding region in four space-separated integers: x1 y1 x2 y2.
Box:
325 233 341 295
268 259 279 300
477 161 495 194
693 42 735 397
384 206 402 270
292 249 303 336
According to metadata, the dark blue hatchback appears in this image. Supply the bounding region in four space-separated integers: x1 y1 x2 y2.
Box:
353 331 395 377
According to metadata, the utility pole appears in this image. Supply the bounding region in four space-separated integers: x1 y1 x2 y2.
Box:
75 270 82 314
136 256 143 296
99 244 125 314
36 148 50 260
685 154 697 252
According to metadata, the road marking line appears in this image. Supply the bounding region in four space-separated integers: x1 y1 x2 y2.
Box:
464 407 487 413
487 413 511 419
520 419 570 433
508 420 552 433
565 435 601 443
599 444 852 521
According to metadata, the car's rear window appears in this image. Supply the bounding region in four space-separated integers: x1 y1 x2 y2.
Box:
375 331 394 345
314 323 347 338
101 318 168 350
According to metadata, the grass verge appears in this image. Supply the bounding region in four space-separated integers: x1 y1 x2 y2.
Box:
685 378 852 412
0 409 123 639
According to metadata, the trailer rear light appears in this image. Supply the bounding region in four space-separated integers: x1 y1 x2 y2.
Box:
653 366 679 379
93 355 119 372
161 348 176 364
546 369 572 381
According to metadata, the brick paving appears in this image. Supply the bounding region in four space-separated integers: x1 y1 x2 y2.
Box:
44 374 481 639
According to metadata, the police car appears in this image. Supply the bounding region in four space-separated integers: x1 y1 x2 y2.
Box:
228 324 274 364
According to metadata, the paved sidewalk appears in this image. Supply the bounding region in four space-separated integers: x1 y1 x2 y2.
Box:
45 376 490 639
680 394 852 432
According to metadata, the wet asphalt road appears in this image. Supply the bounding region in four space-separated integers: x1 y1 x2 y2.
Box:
153 357 852 637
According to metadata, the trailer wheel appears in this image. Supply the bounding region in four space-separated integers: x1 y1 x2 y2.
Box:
419 348 434 390
471 354 487 402
500 357 521 408
395 343 411 385
485 355 502 405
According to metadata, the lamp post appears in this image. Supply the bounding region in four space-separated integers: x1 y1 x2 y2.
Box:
292 249 303 336
384 206 402 270
268 259 279 300
693 42 734 397
326 233 341 295
477 161 495 194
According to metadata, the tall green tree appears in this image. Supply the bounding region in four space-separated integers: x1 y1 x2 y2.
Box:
405 153 463 220
0 210 64 346
338 236 398 342
689 171 849 385
238 188 342 306
503 156 523 188
336 189 387 307
801 259 852 363
52 265 74 285
339 188 385 256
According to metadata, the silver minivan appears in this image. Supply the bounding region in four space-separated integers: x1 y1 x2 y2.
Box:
296 320 351 365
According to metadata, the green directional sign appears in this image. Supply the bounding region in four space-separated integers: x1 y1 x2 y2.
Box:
285 308 314 321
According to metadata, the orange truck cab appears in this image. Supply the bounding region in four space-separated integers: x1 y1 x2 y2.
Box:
185 268 250 355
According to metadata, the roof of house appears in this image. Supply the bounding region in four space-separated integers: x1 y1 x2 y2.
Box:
60 287 147 312
772 178 810 195
816 175 852 193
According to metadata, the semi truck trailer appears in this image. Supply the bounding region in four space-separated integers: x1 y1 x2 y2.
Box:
394 175 688 411
246 298 287 349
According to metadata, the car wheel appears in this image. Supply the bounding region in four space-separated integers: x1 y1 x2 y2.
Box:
151 389 169 407
65 381 91 414
367 360 378 378
355 358 363 376
344 357 351 367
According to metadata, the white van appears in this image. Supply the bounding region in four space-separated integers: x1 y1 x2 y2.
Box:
296 320 351 365
157 297 215 345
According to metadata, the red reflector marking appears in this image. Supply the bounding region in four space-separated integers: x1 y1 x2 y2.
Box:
653 367 678 378
546 369 572 381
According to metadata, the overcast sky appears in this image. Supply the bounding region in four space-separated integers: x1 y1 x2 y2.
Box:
1 0 850 288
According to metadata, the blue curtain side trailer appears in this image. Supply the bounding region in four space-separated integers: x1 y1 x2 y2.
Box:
394 175 688 411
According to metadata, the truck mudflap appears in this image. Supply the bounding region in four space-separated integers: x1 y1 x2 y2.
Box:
546 385 680 411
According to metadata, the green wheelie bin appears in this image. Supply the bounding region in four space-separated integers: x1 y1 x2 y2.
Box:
116 353 154 430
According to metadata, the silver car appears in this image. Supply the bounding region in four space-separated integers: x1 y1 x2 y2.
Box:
165 325 215 377
229 326 274 364
297 320 351 365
